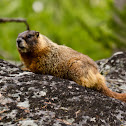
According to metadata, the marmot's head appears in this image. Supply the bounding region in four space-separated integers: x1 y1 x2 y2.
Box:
16 30 41 53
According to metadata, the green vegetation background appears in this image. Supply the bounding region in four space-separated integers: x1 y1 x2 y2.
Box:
0 0 125 61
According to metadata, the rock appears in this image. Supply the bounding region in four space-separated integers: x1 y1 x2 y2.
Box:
0 52 126 126
97 51 126 93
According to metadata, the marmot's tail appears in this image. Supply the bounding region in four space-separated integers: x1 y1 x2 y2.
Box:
96 73 126 102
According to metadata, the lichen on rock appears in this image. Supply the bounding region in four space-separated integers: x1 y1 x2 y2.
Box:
0 52 126 125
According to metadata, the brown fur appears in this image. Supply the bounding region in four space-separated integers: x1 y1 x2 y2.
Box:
16 30 126 102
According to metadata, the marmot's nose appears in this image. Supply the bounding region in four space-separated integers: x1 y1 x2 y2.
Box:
16 39 22 45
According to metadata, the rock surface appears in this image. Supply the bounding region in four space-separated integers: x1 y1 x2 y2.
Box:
97 51 126 93
0 52 126 126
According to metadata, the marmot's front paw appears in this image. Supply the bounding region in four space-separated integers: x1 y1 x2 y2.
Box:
21 67 31 72
18 63 31 72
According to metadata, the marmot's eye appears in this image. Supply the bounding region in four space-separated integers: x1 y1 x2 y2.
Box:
27 34 32 38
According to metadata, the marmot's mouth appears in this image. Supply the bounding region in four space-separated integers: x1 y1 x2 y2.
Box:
17 45 26 52
17 45 27 53
18 46 25 49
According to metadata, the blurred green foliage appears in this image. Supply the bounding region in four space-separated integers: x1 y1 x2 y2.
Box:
0 0 124 61
109 4 126 49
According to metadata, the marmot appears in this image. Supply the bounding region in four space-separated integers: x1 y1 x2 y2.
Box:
16 30 126 102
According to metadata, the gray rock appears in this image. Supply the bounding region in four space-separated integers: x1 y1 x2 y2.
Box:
97 51 126 93
0 52 126 126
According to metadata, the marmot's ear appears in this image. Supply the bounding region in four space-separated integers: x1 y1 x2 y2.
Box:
35 32 39 38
